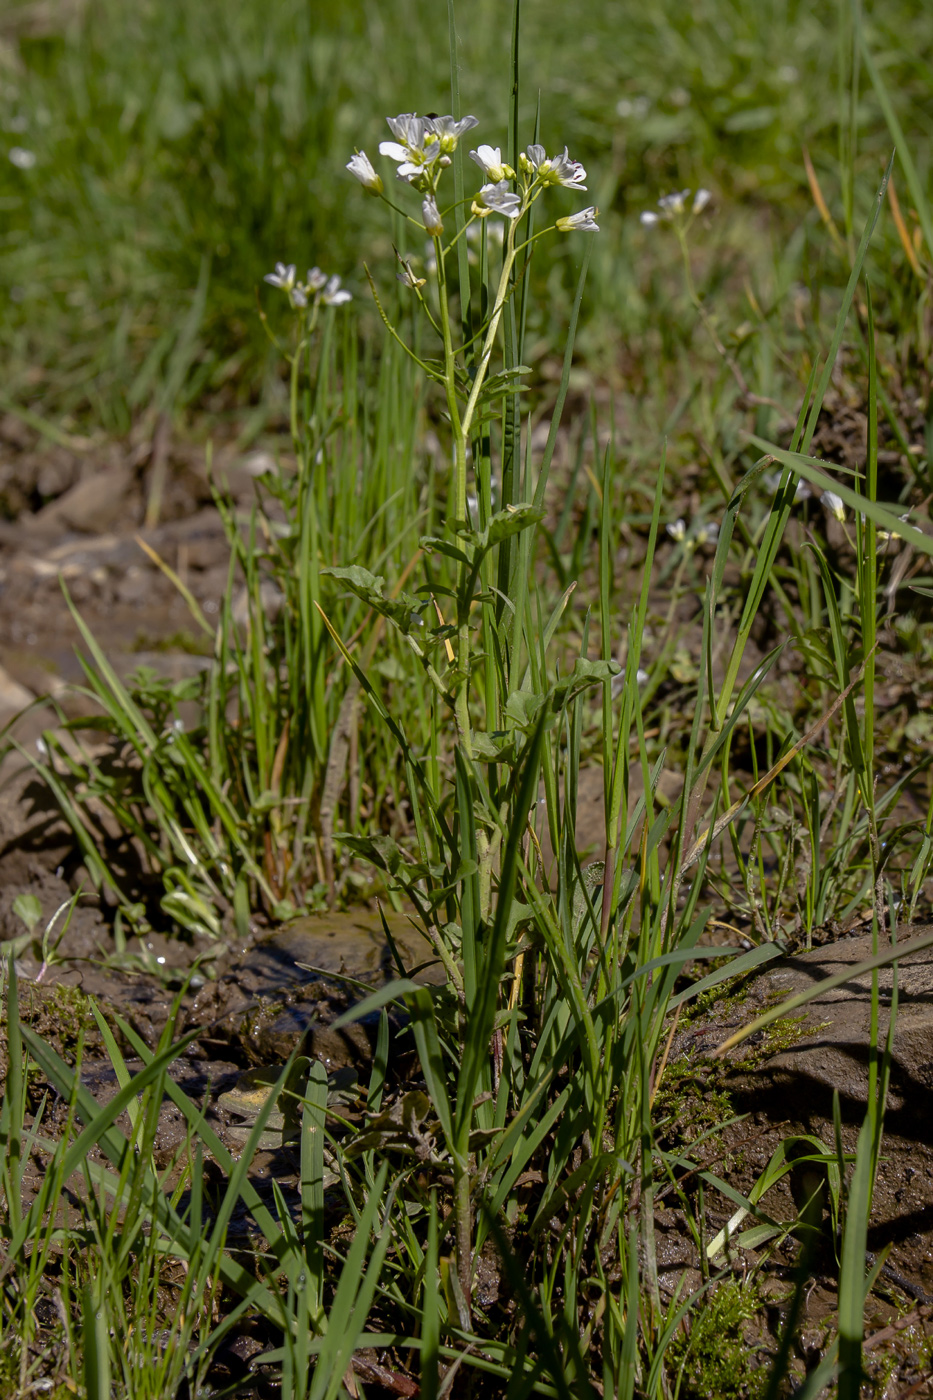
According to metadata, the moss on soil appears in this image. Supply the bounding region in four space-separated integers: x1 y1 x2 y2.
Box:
667 1277 769 1400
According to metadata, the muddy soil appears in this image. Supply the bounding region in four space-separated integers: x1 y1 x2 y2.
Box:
658 931 933 1394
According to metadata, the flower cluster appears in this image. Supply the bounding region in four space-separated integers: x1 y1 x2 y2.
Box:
263 263 352 311
666 516 719 549
640 188 711 227
347 113 599 239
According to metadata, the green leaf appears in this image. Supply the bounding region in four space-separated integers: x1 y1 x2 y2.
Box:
420 535 473 567
323 564 428 634
478 502 544 550
505 690 545 731
12 894 42 934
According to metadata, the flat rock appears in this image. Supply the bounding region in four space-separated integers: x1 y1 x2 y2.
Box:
723 929 933 1136
234 909 446 995
0 662 33 720
181 909 444 1071
32 465 137 534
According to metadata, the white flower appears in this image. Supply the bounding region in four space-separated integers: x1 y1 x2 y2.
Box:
322 274 352 306
346 150 383 194
9 147 36 169
473 180 521 219
379 143 431 182
427 114 479 150
877 512 911 543
659 190 690 215
422 195 444 236
611 662 651 697
306 267 327 291
821 491 845 523
470 144 512 182
396 253 426 289
616 96 649 119
385 113 430 148
556 206 599 232
695 520 719 545
264 262 297 291
641 189 710 226
380 113 440 182
666 518 687 542
524 143 587 189
292 286 308 307
467 220 505 247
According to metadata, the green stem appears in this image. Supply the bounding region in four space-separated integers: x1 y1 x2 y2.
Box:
435 235 475 756
460 227 519 443
435 238 467 523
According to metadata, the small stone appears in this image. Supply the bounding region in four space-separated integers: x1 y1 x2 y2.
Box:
33 465 137 534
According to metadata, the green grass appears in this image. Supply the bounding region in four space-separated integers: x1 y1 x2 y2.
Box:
3 0 933 1393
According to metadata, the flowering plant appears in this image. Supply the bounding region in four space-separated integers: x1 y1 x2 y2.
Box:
336 111 609 1329
345 114 600 755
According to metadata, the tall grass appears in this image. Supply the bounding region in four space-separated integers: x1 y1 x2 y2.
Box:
4 0 933 1394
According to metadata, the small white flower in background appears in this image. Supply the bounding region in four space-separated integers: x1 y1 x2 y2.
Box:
877 512 911 543
765 471 811 502
612 663 651 696
473 180 522 219
666 518 687 542
8 146 35 169
422 195 444 236
695 520 719 545
616 96 650 119
556 206 600 232
641 188 710 226
265 263 351 309
470 144 513 182
264 262 297 292
821 490 845 523
346 150 383 194
467 220 505 248
322 274 352 306
659 189 690 215
523 143 587 189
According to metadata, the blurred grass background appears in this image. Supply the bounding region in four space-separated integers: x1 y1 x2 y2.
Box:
1 0 931 447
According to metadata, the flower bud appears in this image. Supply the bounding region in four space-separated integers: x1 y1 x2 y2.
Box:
422 195 444 237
